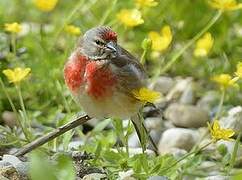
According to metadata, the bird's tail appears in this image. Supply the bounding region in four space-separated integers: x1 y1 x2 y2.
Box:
131 113 159 155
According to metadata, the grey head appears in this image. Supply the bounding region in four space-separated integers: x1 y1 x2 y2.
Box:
79 26 118 60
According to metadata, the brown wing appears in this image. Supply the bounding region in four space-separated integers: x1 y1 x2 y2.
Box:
110 45 147 93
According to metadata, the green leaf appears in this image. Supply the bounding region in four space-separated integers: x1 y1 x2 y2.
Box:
93 118 111 132
94 141 102 161
140 154 149 173
103 150 123 163
62 130 75 151
29 151 57 180
229 133 241 170
112 118 123 137
232 171 242 180
55 154 76 180
217 143 228 156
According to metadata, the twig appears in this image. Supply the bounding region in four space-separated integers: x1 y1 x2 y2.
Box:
13 115 91 157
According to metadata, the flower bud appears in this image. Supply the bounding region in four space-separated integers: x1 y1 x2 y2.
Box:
142 38 152 50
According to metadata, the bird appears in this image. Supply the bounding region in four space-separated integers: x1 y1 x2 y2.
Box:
64 26 158 154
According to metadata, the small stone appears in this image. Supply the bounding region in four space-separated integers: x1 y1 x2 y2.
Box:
129 117 163 148
68 140 84 150
163 121 175 129
2 155 21 166
14 162 28 180
158 128 199 153
164 103 209 128
128 132 140 148
0 175 9 180
148 130 162 148
199 161 219 172
166 77 193 101
145 117 163 130
197 91 219 112
119 169 135 180
179 81 196 104
220 106 242 135
0 166 20 180
82 173 106 180
111 148 155 157
2 111 17 128
128 129 162 150
149 76 175 94
167 148 187 158
0 161 11 168
216 140 242 166
204 175 230 180
148 176 169 180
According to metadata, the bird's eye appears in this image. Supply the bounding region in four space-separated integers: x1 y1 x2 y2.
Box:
95 40 105 46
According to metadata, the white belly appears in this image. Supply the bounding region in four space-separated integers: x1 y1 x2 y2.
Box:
74 89 142 119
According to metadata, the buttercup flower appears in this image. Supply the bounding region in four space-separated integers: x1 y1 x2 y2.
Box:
64 25 81 36
3 68 31 84
211 73 238 89
148 25 172 52
209 0 242 11
194 33 214 57
208 120 235 141
4 22 22 33
117 9 144 27
235 62 242 78
135 0 158 8
132 87 161 104
34 0 58 12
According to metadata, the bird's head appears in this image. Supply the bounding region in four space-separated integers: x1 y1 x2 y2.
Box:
79 26 118 60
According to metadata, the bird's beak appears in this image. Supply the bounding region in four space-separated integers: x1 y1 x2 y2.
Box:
106 41 117 53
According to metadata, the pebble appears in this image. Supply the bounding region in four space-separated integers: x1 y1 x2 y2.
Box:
166 77 193 101
0 161 11 168
1 111 17 128
164 103 209 128
118 169 135 180
149 76 175 94
179 81 196 104
0 165 20 180
68 140 84 150
111 148 155 157
216 140 242 166
1 155 28 179
148 176 169 180
129 117 163 149
203 175 230 180
158 128 199 153
2 155 22 165
196 91 219 112
82 173 106 180
220 106 242 135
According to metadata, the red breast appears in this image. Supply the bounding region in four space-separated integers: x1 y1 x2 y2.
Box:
64 52 117 99
64 52 87 92
85 61 117 99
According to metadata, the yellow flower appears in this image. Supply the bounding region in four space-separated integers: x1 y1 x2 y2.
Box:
132 87 161 104
235 62 242 78
208 120 235 141
117 9 144 27
4 22 22 33
211 73 238 89
209 0 242 11
64 25 81 36
34 0 58 12
148 25 172 52
2 68 31 84
135 0 158 8
194 33 214 57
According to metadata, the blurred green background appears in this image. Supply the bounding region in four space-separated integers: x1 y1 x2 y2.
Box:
0 0 242 122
